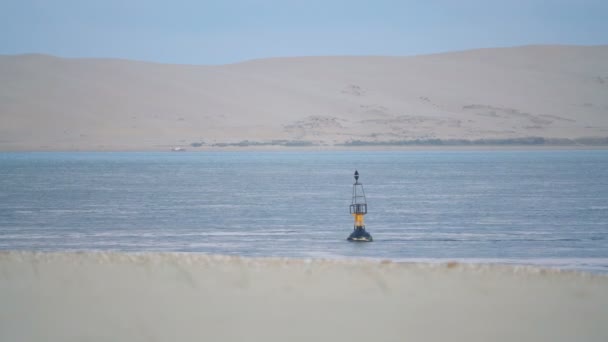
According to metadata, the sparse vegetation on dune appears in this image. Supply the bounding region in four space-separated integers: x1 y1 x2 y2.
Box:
210 140 315 147
339 137 608 147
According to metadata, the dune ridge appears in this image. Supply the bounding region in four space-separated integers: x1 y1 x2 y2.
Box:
1 45 608 151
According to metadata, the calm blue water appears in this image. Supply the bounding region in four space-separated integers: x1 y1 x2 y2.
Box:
1 151 607 271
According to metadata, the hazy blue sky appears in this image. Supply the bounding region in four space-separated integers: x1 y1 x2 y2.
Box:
1 0 607 64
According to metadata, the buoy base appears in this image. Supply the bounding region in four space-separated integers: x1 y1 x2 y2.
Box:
347 227 373 242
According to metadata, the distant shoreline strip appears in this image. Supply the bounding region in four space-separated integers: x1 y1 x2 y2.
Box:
198 136 608 148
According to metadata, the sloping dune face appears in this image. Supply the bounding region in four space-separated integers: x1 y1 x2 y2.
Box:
1 46 607 150
1 252 607 342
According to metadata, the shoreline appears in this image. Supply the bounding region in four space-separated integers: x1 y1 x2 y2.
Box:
2 251 608 275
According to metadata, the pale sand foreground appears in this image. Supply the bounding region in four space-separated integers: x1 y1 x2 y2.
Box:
1 252 607 342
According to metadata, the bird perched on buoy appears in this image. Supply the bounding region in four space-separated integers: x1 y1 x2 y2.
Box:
347 170 373 242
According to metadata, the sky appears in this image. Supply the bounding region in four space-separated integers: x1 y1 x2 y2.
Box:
1 0 607 65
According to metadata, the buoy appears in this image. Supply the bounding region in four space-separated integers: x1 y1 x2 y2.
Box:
347 170 373 242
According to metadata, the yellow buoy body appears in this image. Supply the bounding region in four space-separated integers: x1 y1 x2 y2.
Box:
353 213 365 228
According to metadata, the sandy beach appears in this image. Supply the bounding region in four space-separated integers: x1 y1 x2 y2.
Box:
1 252 606 342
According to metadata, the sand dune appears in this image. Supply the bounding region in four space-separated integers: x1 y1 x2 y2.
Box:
1 45 607 150
1 252 607 342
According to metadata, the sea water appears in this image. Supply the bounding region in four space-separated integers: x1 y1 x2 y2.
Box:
1 151 607 272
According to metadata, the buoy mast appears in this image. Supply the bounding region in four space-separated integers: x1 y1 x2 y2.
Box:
347 170 373 242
